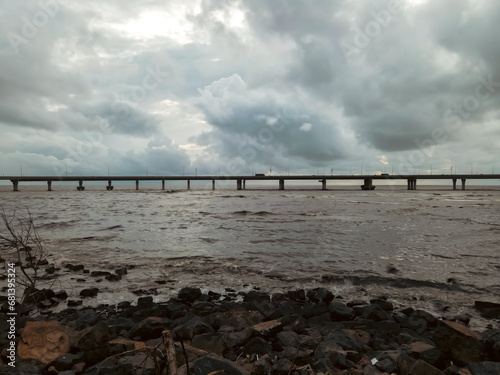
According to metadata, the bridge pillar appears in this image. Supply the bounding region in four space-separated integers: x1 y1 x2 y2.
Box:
279 179 285 190
212 180 215 190
162 180 165 190
412 179 417 190
452 179 457 190
243 180 246 189
11 180 19 191
106 180 114 191
407 179 411 190
321 179 326 190
461 178 466 190
135 180 139 190
47 181 52 191
361 178 374 190
77 180 85 191
187 180 191 190
237 179 242 190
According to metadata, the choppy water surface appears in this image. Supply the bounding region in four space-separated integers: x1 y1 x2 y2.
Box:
1 184 499 330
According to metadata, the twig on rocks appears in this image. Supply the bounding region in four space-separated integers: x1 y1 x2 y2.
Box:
180 339 190 374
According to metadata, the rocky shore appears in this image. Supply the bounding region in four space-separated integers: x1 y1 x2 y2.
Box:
2 272 500 375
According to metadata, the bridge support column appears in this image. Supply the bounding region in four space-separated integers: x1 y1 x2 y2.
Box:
135 180 139 190
279 179 285 190
187 180 190 190
237 179 242 190
47 181 52 191
361 178 374 190
212 180 215 190
12 180 19 191
77 180 85 191
162 180 165 190
106 180 114 191
321 179 326 190
453 179 457 190
461 178 466 190
243 180 246 189
412 179 417 190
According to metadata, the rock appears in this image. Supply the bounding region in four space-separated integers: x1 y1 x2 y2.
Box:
251 319 282 338
190 353 250 375
117 353 156 374
226 327 253 349
172 316 214 340
65 264 84 272
127 316 169 340
175 344 208 368
357 304 392 321
433 320 483 366
482 329 500 361
54 291 68 300
191 332 227 356
115 267 128 276
329 301 355 321
105 274 122 282
285 289 306 302
26 288 56 304
90 270 111 277
467 361 500 375
52 353 83 371
242 337 273 357
411 309 438 326
280 314 307 334
161 302 187 320
273 358 293 374
269 300 302 319
474 301 500 319
301 302 330 318
307 288 334 304
314 340 347 366
370 297 394 311
325 329 362 351
276 331 300 349
67 300 83 307
409 359 444 375
18 321 79 364
79 288 99 298
178 287 202 302
108 338 146 356
206 310 263 331
409 341 441 366
243 291 270 302
73 321 115 365
68 309 100 330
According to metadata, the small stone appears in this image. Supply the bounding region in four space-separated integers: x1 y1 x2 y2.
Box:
79 288 99 297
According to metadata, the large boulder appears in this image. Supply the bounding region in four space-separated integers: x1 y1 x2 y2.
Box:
190 353 250 375
18 321 79 364
433 320 484 366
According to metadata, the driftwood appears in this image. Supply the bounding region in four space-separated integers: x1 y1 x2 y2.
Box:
162 330 177 375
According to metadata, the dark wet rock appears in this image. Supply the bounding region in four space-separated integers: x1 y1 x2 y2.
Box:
105 274 121 282
409 359 445 375
65 264 84 272
127 316 170 340
325 329 362 352
191 332 227 356
307 288 334 304
433 320 484 366
280 314 307 334
301 301 329 318
269 300 302 320
346 299 367 307
161 301 187 320
408 341 441 366
190 353 250 375
191 300 215 316
314 340 347 365
252 319 282 338
79 288 98 298
26 288 56 304
226 327 253 349
178 287 202 302
276 331 300 350
356 304 393 321
72 321 114 365
206 310 263 331
243 290 270 302
482 329 500 361
475 301 500 319
52 353 83 371
468 361 500 375
172 316 214 340
90 271 111 277
273 358 293 374
411 309 439 327
370 297 394 311
67 300 83 307
285 289 306 302
242 337 273 357
329 301 354 321
67 309 100 330
114 267 128 276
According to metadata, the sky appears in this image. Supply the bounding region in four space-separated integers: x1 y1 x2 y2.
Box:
1 0 499 178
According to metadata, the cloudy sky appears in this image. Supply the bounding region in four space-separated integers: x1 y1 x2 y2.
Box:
1 0 499 179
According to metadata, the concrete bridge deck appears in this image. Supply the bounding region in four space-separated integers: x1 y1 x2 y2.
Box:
1 174 500 191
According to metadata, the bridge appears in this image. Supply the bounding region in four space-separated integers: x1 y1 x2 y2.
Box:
1 174 499 191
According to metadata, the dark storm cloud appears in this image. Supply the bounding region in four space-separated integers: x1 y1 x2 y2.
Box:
1 0 499 177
